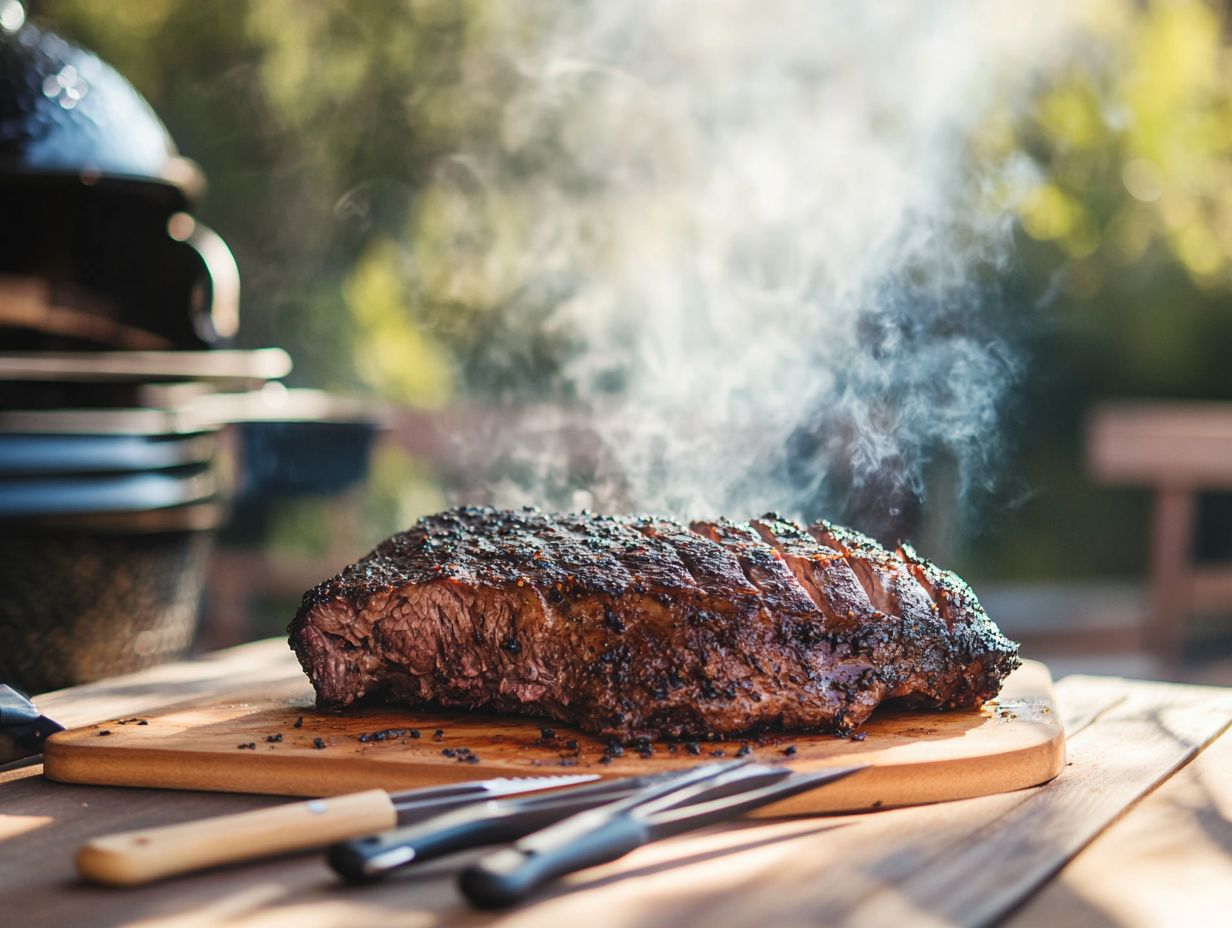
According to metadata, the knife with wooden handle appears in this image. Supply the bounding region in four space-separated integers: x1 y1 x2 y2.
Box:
77 789 394 886
75 775 596 886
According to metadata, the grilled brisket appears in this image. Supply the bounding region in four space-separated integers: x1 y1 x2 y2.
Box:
289 506 1019 740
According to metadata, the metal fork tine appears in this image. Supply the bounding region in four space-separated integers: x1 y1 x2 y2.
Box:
503 769 696 809
646 766 867 837
630 763 789 818
573 760 751 818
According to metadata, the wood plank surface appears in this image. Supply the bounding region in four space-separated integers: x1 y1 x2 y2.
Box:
797 676 1232 927
1007 719 1232 928
2 642 1230 928
42 645 1064 815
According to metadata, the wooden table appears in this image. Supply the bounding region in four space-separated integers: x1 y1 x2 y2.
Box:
2 640 1230 928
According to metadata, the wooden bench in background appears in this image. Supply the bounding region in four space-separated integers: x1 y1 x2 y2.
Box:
1088 401 1232 668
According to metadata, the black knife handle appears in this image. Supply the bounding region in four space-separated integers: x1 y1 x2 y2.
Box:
329 817 511 883
328 802 590 883
459 814 649 909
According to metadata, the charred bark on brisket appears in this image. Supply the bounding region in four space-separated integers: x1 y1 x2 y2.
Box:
288 507 1019 741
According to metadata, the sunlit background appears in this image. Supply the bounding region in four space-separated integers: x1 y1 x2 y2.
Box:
19 0 1232 682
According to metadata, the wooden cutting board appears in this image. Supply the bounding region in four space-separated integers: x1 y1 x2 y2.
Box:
43 646 1064 815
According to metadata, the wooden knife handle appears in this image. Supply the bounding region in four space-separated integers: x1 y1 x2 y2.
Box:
76 789 397 886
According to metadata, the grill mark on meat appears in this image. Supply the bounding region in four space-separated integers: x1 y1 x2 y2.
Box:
591 523 696 594
746 514 877 629
897 541 977 627
746 517 832 609
746 513 943 715
629 516 799 723
689 519 819 618
676 518 875 711
806 520 1019 706
806 519 938 626
807 521 892 606
289 506 1020 740
507 510 729 732
629 517 759 600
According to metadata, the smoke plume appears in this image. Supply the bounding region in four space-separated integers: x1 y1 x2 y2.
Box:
423 1 1080 540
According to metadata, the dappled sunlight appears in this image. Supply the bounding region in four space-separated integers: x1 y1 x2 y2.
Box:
0 813 52 841
124 884 291 928
493 819 852 928
1021 733 1232 927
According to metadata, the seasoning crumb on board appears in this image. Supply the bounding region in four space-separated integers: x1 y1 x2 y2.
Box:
312 737 326 750
358 728 410 743
293 717 303 729
97 730 111 737
237 742 256 750
784 745 798 756
736 745 752 757
265 733 283 743
851 732 868 742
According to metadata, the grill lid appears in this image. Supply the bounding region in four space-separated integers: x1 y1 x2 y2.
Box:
0 11 200 201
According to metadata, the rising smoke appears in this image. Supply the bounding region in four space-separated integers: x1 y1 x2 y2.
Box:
424 1 1081 541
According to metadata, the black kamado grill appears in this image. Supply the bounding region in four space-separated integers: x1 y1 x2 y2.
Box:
0 4 379 693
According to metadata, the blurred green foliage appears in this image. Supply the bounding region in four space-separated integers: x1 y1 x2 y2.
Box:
31 0 1232 580
964 0 1232 578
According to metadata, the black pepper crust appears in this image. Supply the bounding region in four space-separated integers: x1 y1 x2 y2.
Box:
288 506 1019 741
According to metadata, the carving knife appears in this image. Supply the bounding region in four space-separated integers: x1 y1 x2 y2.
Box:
76 774 597 886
